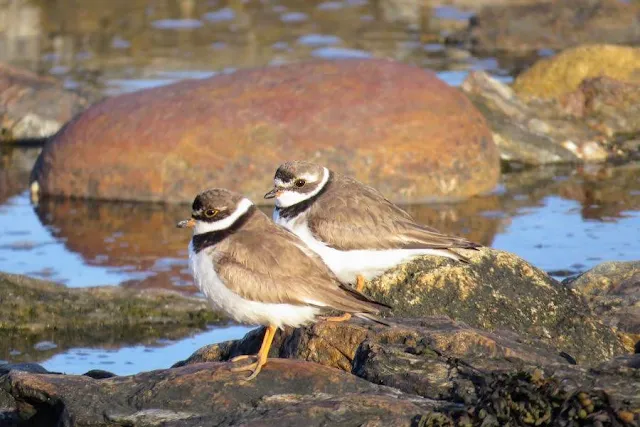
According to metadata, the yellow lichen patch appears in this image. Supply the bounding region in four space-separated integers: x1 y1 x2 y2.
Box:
513 44 640 100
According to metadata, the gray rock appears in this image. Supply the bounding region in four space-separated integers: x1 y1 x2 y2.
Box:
564 261 640 345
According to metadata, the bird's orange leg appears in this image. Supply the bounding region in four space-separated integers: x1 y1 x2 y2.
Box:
355 275 365 292
230 324 277 380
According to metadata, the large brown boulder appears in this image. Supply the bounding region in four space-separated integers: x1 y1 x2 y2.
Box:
30 59 499 204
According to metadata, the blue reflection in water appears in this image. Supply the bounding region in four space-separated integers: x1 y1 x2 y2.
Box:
42 325 255 376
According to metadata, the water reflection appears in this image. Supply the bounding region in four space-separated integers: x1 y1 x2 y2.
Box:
30 191 505 292
0 0 519 95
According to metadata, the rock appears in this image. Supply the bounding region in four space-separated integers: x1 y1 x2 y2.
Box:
564 262 640 346
449 0 640 55
462 71 638 164
30 59 500 204
1 361 446 427
462 71 581 164
561 77 640 149
0 272 222 363
513 45 640 100
2 318 637 426
180 318 639 419
364 247 627 363
0 63 98 143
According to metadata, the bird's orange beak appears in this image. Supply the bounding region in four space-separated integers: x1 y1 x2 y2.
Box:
177 218 196 229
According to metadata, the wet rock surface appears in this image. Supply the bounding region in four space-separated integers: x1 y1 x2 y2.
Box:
30 59 499 204
365 247 628 363
449 0 640 54
462 70 639 164
1 360 446 427
564 262 640 347
0 272 222 363
0 63 98 143
2 318 637 427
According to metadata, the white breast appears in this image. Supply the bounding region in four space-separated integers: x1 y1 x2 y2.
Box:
274 212 455 284
188 241 319 329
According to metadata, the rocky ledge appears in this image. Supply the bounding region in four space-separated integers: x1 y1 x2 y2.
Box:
1 317 637 426
1 254 638 426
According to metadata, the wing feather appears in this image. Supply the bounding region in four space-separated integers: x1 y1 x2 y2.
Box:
308 177 481 252
214 227 386 314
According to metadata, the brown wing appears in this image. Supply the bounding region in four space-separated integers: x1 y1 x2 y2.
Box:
309 177 481 252
213 224 386 314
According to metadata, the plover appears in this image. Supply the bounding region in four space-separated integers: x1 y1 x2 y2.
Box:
178 188 390 380
265 161 480 291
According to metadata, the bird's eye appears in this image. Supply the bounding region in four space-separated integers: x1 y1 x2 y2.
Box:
205 209 217 218
294 179 306 188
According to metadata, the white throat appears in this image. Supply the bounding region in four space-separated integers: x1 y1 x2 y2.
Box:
193 198 253 235
275 167 330 208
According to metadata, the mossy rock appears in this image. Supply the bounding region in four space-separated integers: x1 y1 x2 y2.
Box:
513 44 640 100
0 272 223 362
365 247 627 364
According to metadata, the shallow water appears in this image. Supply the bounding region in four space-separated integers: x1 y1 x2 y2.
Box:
40 325 254 376
2 0 521 96
0 0 638 375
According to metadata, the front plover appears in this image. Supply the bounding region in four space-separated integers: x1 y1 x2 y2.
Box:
178 188 390 380
265 161 481 291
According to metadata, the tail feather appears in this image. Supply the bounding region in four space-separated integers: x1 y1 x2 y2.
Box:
339 283 392 311
355 312 393 327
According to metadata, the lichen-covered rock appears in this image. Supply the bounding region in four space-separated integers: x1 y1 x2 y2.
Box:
564 262 640 347
364 247 626 363
0 272 222 363
513 45 640 100
30 59 499 204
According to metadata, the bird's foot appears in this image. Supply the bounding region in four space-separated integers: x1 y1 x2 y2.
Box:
230 358 267 381
230 354 258 364
320 313 352 323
